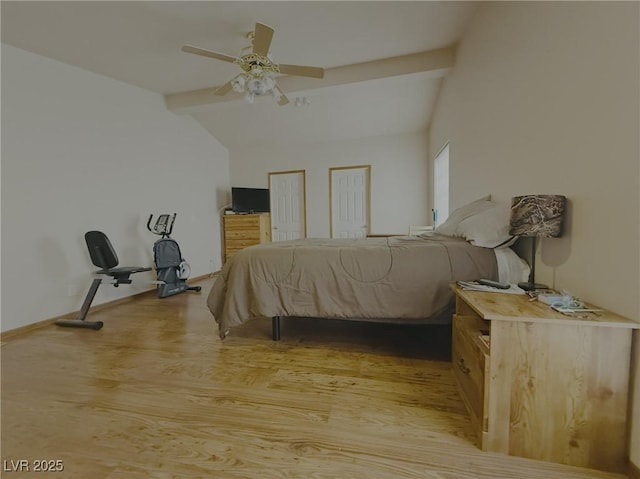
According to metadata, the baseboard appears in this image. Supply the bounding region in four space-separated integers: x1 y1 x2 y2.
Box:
0 287 157 342
1 316 61 342
191 272 218 281
630 460 640 479
0 275 215 342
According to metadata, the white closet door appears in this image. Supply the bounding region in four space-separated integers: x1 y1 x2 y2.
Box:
330 166 370 239
269 170 306 241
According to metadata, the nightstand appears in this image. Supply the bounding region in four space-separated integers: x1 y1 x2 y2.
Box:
451 286 639 473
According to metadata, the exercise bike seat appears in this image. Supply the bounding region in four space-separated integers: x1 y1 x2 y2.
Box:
85 231 151 284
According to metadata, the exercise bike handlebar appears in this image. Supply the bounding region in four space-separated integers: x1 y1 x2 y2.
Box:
147 213 176 237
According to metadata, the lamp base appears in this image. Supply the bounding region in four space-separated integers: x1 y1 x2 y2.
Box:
518 281 549 291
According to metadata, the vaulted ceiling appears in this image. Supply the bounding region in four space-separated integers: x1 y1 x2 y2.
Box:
1 1 479 148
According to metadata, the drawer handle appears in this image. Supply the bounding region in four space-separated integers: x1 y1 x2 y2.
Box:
457 358 471 374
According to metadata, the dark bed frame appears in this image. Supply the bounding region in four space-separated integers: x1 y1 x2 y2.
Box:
272 317 281 341
269 308 453 341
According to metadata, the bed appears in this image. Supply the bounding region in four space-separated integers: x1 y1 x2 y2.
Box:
207 198 530 340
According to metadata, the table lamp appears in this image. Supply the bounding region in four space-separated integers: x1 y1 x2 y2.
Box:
509 195 566 290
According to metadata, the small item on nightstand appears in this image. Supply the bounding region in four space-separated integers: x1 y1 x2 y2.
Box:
551 293 584 309
526 288 556 298
477 279 510 289
547 293 603 315
457 280 525 294
537 293 565 305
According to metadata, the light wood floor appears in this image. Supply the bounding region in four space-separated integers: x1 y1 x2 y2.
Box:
1 277 627 479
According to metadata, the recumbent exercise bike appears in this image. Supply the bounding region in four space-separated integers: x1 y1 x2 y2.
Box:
56 214 200 330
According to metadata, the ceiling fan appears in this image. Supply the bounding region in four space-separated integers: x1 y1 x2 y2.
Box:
182 23 325 106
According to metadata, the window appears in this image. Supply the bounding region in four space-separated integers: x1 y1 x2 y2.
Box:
433 143 449 226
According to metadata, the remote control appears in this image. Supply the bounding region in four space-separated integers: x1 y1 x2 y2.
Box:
477 279 510 289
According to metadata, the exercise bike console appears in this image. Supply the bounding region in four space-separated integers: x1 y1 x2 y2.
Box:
147 213 175 237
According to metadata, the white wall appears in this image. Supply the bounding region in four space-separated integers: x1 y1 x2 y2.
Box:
429 1 639 466
1 44 230 332
229 131 430 237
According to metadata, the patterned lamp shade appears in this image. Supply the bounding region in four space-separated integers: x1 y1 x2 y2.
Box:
509 195 567 238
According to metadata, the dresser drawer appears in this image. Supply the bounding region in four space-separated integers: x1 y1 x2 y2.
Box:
224 216 259 228
225 229 261 241
226 238 262 250
452 314 490 438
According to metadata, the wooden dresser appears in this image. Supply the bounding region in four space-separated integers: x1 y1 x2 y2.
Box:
223 213 271 262
451 286 639 473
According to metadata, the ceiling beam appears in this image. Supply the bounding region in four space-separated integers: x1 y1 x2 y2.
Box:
165 46 456 113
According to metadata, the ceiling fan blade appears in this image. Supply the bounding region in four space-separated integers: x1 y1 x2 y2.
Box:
214 80 234 96
278 64 325 79
181 45 240 64
253 23 274 56
275 86 290 106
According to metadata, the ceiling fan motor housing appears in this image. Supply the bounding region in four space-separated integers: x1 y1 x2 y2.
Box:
237 53 280 78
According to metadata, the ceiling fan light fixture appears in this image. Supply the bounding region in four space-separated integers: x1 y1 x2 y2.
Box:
263 76 276 91
232 72 278 103
294 96 311 107
247 76 275 96
231 75 245 93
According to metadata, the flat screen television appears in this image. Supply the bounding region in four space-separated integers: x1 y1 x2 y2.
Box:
231 187 270 213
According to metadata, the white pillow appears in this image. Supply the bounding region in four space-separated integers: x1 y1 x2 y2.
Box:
435 195 493 236
456 202 516 248
494 247 531 284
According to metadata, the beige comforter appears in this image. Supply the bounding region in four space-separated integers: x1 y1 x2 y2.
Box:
207 234 497 338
